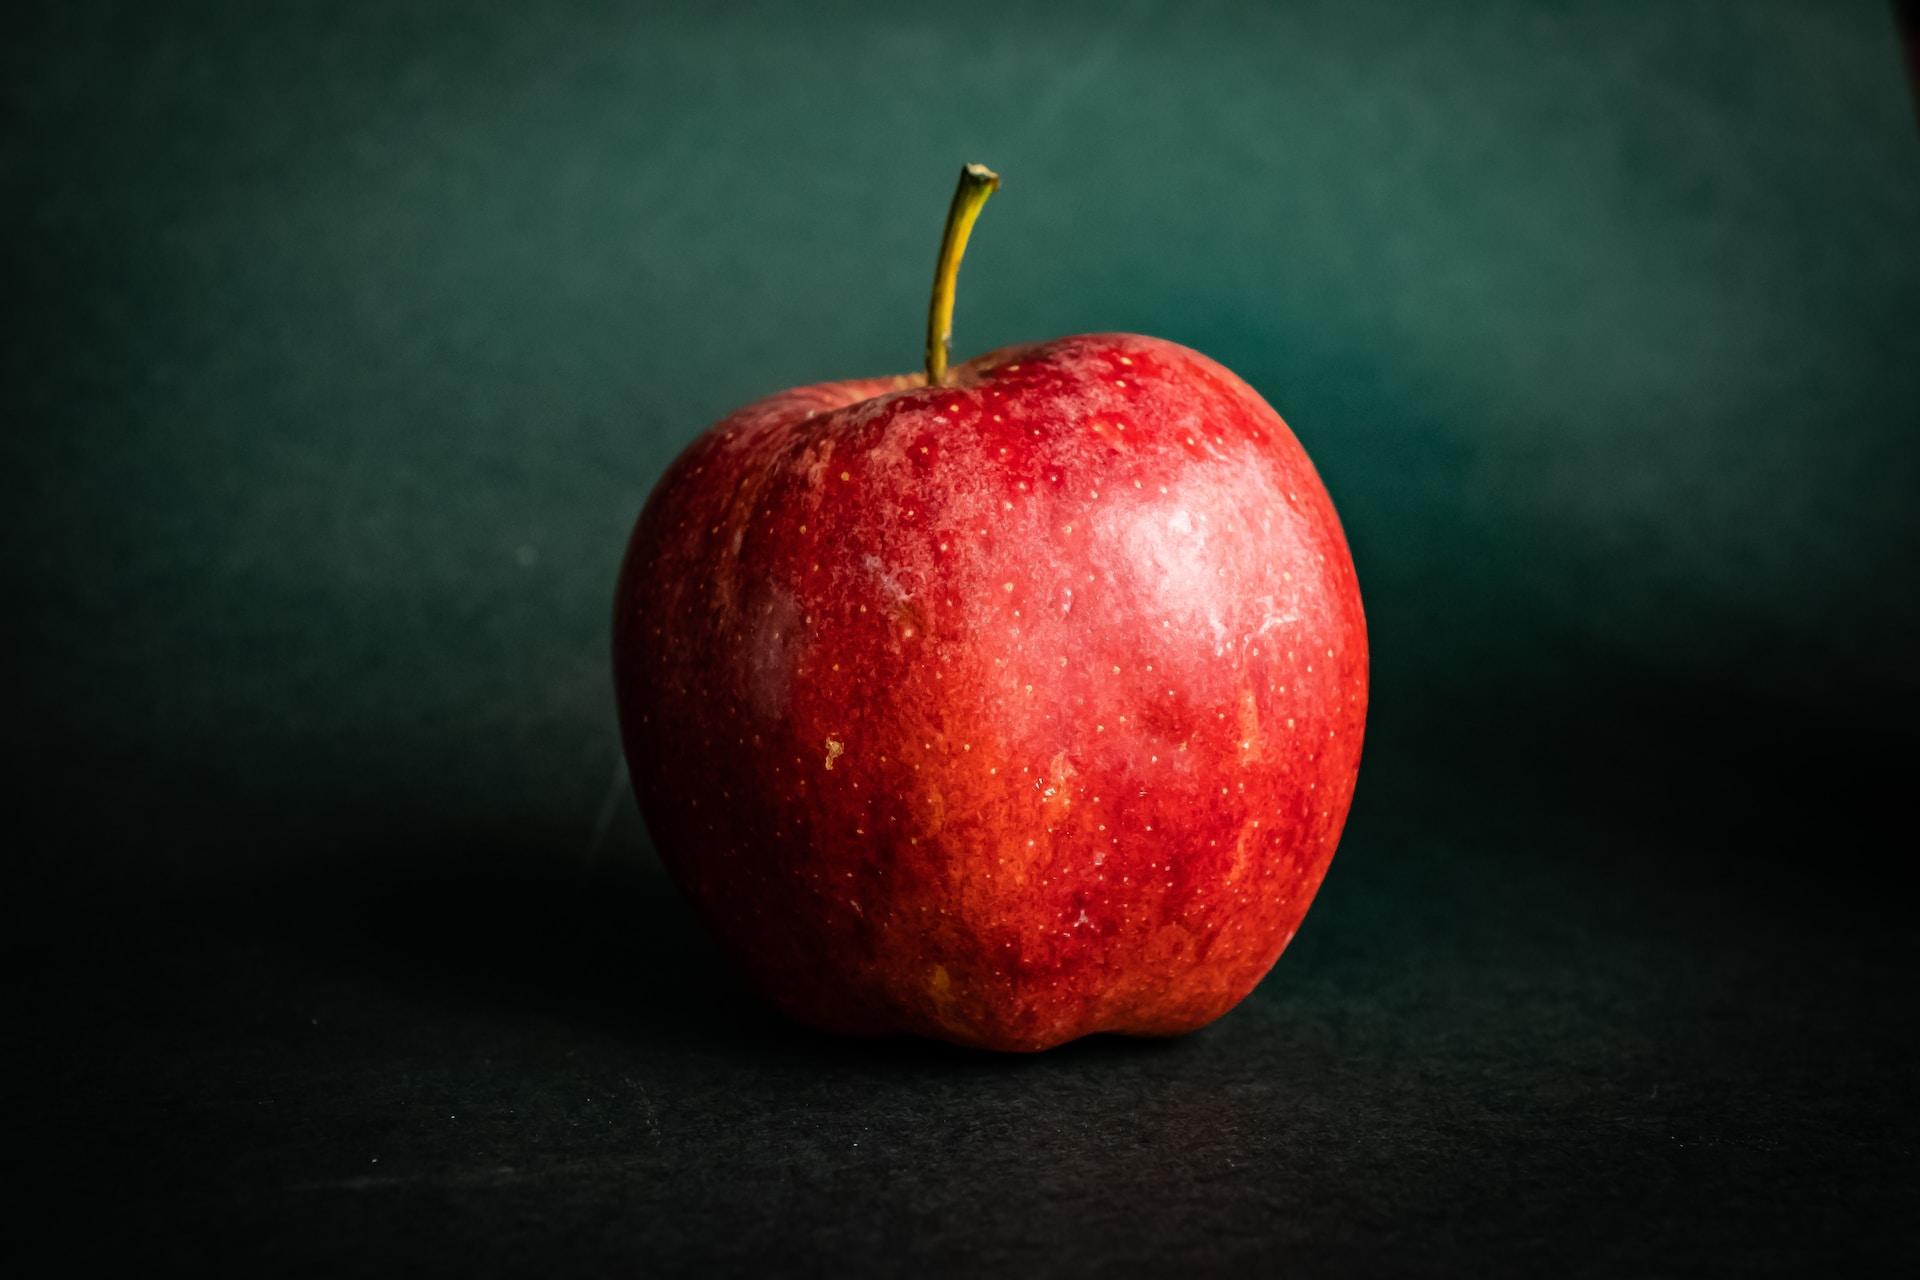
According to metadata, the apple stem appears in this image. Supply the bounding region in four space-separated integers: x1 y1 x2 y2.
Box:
924 163 1000 387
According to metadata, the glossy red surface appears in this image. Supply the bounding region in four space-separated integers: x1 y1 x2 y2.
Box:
614 334 1367 1050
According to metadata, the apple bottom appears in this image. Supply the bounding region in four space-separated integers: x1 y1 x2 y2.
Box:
633 741 1355 1053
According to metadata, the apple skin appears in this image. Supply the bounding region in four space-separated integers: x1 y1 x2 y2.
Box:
614 333 1366 1052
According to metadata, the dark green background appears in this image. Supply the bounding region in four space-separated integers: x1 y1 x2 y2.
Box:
8 1 1917 1273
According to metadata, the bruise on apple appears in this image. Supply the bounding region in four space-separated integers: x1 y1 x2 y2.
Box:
614 333 1367 1052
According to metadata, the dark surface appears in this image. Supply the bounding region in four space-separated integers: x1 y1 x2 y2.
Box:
7 1 1918 1273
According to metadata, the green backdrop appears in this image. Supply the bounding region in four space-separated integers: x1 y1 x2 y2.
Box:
8 1 1917 1272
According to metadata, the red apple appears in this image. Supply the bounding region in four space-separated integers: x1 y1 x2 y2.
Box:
614 166 1366 1051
